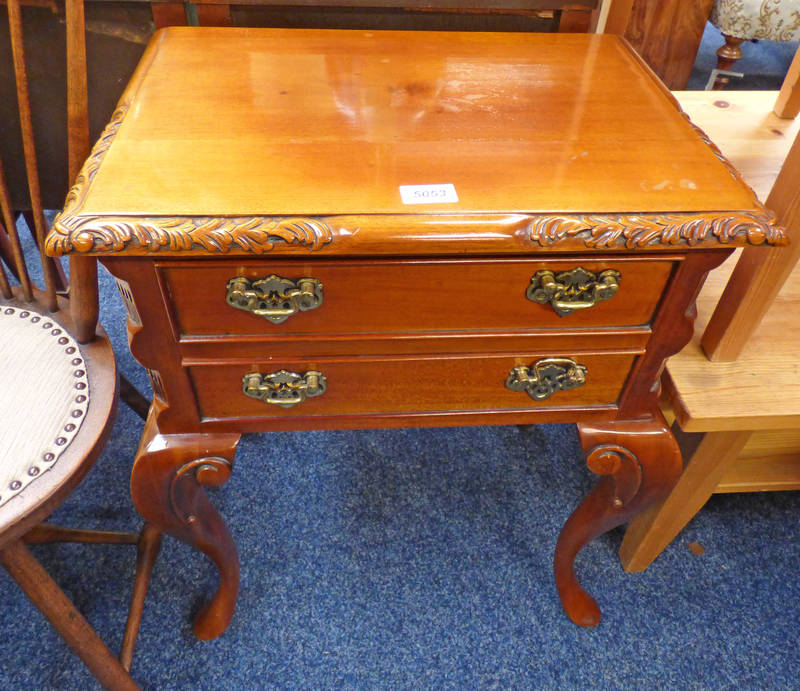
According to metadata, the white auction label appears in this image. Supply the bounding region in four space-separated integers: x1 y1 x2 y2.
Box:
399 183 459 205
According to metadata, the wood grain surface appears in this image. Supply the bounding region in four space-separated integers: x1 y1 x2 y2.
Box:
190 350 637 420
701 111 800 360
161 256 674 336
623 0 713 90
75 28 757 217
662 91 800 431
674 91 800 203
715 455 800 492
663 252 800 431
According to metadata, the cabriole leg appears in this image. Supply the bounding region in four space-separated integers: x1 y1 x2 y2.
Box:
131 413 240 640
554 414 681 626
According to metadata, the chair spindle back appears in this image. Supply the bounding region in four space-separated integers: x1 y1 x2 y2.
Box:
1 0 99 342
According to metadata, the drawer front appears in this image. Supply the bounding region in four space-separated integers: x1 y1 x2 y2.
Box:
189 351 636 420
161 258 674 336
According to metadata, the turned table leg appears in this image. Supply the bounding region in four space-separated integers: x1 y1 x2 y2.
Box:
713 33 745 89
554 414 682 627
131 412 241 640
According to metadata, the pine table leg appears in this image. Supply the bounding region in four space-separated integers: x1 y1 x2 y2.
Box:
619 429 751 572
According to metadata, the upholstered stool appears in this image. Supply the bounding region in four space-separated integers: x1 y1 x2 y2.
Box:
710 0 800 88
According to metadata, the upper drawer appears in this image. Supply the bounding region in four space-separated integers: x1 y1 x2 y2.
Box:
159 257 674 337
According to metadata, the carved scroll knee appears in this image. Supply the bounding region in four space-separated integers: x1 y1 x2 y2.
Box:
130 417 241 640
554 416 681 627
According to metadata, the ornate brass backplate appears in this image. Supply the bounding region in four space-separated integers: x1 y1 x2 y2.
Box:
527 267 620 317
506 357 587 401
226 275 323 324
242 370 327 408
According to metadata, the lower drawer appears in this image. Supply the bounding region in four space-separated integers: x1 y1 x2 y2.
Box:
189 350 636 420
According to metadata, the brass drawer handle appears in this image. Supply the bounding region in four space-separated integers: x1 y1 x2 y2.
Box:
242 370 327 408
226 275 323 324
527 267 620 317
506 357 587 401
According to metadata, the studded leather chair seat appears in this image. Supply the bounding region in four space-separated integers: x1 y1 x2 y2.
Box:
0 305 93 514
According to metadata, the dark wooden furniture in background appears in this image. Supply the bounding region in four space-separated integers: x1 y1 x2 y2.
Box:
621 0 714 90
1 0 157 685
46 28 785 636
149 0 598 32
0 0 151 214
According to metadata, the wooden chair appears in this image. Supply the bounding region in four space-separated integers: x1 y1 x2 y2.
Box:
0 0 159 686
618 88 800 571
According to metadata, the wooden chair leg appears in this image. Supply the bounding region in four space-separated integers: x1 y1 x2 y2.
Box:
120 524 162 671
713 33 745 89
119 373 151 421
0 539 139 691
21 522 162 672
24 523 140 545
619 429 751 572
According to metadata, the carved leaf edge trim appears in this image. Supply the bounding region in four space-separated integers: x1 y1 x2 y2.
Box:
46 100 786 255
48 214 335 255
47 103 336 255
658 87 786 246
60 104 128 218
528 210 784 249
48 209 784 255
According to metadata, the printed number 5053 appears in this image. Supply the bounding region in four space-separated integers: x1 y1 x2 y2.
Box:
399 183 459 205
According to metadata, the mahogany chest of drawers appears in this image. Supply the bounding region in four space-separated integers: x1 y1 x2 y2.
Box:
47 27 784 637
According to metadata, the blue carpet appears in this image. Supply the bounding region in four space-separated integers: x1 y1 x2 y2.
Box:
3 31 800 689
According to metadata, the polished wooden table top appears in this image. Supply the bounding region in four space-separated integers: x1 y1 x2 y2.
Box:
48 28 783 258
